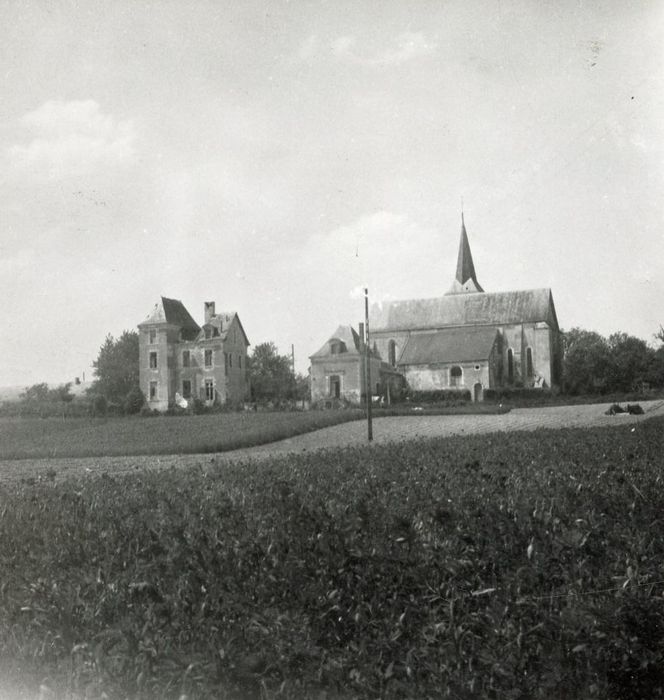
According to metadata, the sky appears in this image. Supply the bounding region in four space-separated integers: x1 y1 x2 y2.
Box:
1 0 663 387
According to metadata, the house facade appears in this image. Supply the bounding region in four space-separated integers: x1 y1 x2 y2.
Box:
370 216 563 398
138 297 249 411
309 324 404 406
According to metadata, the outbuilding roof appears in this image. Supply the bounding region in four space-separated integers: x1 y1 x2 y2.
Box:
310 325 362 358
371 288 558 332
399 327 500 366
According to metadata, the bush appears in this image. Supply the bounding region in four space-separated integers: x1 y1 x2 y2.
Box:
123 386 145 415
484 387 554 402
91 394 108 417
406 389 471 404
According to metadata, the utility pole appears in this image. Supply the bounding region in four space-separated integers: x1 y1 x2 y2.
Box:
364 287 373 441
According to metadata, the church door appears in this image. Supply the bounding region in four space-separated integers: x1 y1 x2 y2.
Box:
473 382 483 402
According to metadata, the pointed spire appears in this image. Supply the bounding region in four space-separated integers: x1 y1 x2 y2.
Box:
447 213 484 294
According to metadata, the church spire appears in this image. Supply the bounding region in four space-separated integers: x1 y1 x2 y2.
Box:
447 213 484 295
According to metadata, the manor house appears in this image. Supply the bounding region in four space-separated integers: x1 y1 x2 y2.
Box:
138 297 249 411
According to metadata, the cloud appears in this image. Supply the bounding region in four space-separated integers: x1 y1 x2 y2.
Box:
8 100 135 178
330 32 436 66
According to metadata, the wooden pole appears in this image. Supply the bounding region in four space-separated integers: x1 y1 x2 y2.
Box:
364 287 373 442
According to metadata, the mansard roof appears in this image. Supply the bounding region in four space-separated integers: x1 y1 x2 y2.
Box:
138 297 201 335
371 288 559 332
399 326 500 366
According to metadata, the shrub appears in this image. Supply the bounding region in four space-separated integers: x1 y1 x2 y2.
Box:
91 394 107 417
406 389 471 404
123 386 145 415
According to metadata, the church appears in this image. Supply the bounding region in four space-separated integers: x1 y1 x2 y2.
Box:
369 216 563 400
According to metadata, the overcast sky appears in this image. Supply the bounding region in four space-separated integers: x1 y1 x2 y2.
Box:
1 0 662 387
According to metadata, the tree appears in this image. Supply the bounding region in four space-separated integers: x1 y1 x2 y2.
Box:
20 383 50 402
91 330 140 404
47 382 74 403
563 328 611 395
247 342 296 403
606 332 653 393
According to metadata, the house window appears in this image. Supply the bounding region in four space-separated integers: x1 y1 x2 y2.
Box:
329 375 341 398
149 381 157 400
238 355 242 369
205 379 214 401
507 348 514 382
205 349 213 368
450 366 463 387
229 354 233 368
526 347 533 378
224 352 228 372
330 342 340 355
149 352 158 369
182 380 192 399
205 327 213 340
182 350 190 368
388 340 397 367
149 330 156 344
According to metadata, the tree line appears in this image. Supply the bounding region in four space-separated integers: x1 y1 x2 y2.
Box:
563 326 664 395
5 325 664 417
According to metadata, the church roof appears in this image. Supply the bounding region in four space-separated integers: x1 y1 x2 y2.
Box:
371 288 559 332
447 214 483 294
399 327 499 365
138 297 201 336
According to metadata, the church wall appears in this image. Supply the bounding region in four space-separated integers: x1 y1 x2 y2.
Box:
371 330 410 368
403 361 491 394
533 324 554 388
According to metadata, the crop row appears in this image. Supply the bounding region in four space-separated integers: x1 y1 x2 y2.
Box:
0 410 365 461
1 417 663 698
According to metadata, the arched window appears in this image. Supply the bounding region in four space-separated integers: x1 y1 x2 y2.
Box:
450 365 463 387
388 340 397 367
526 347 533 378
507 348 514 383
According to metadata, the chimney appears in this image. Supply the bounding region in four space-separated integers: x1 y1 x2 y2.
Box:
204 301 216 323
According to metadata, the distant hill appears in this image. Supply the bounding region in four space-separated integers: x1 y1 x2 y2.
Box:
0 381 94 403
0 386 25 403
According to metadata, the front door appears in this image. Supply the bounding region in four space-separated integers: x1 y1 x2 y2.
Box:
329 375 341 398
473 382 483 402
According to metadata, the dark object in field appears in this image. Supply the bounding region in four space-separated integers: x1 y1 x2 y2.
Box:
605 403 644 415
606 404 626 415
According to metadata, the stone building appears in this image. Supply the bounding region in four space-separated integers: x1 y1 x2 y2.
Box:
370 216 562 399
309 324 403 406
138 297 249 411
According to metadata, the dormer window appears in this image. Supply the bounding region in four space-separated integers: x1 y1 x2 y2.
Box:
149 329 156 344
330 341 346 355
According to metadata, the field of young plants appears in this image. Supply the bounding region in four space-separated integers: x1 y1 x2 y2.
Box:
1 416 663 699
0 411 366 460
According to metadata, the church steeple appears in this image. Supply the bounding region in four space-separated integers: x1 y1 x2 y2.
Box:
446 213 484 295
